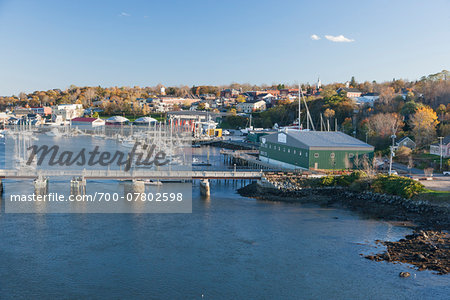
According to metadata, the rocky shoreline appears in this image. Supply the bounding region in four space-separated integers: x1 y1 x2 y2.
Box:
366 230 449 275
238 182 450 230
238 180 450 275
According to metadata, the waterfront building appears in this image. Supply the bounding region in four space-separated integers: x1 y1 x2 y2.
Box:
71 117 105 129
259 130 374 170
246 129 278 144
105 116 129 125
134 117 158 126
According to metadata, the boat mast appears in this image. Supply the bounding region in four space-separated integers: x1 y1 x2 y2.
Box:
298 84 301 130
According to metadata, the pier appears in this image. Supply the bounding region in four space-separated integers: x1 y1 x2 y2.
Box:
0 169 264 180
221 149 281 170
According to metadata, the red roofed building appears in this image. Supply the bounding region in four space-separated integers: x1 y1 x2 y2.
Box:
71 117 105 129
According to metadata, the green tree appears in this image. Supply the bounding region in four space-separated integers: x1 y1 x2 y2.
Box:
350 76 356 88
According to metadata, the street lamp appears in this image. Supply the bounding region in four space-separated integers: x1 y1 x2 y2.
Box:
389 134 396 175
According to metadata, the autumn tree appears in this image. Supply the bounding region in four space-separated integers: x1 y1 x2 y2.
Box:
437 104 446 120
396 146 412 163
368 113 404 137
85 88 96 105
378 86 396 106
409 106 439 146
323 108 335 130
236 95 246 103
342 117 353 135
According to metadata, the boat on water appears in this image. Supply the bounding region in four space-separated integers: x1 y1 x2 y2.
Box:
192 157 211 166
143 180 162 186
45 129 62 137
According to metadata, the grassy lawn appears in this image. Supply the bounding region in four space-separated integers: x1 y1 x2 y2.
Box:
410 152 449 170
413 189 450 205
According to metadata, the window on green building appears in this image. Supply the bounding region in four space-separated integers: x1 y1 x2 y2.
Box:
314 153 319 158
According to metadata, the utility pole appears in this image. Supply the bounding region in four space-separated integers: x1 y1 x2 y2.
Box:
389 134 396 175
439 136 444 171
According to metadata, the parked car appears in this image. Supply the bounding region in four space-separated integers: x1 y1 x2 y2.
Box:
443 171 450 176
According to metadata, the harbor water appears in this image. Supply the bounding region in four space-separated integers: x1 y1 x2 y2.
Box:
0 135 448 299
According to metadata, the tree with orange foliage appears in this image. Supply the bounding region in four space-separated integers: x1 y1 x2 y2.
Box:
409 106 439 147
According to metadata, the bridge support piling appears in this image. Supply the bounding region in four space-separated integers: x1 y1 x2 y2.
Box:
34 176 48 195
124 180 145 198
200 179 210 197
70 176 86 195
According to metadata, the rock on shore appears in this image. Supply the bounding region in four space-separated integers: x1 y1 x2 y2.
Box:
365 230 449 275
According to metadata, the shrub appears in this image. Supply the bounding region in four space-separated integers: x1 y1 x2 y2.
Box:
371 175 425 198
320 176 336 186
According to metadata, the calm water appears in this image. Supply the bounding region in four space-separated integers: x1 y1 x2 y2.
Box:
0 135 448 299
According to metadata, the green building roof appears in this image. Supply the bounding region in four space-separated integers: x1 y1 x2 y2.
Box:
263 130 373 150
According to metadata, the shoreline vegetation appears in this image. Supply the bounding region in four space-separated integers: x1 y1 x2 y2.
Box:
238 171 450 275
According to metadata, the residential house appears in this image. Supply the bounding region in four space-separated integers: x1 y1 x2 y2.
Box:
337 87 362 99
236 100 267 113
13 107 33 117
429 136 450 158
279 89 300 98
220 89 240 98
30 106 52 116
356 92 379 106
395 137 416 150
52 104 84 120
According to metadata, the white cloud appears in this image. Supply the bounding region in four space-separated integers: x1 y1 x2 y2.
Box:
119 12 131 17
310 34 320 40
324 35 354 42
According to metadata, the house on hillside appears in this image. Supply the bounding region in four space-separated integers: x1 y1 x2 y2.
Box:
337 87 362 99
429 136 450 158
236 100 266 113
395 137 416 150
52 104 84 120
220 89 240 98
356 92 379 106
259 130 374 170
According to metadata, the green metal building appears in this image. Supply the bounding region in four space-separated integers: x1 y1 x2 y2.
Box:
246 130 277 144
259 130 374 170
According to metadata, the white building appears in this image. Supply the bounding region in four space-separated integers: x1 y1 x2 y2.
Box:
430 136 450 158
52 104 84 120
71 117 105 130
356 93 380 106
236 100 266 113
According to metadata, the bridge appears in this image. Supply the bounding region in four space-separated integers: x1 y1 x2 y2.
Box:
0 169 264 180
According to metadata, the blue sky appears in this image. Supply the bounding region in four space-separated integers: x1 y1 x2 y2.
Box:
0 0 449 95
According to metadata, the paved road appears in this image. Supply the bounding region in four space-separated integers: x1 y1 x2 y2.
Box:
392 162 424 175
